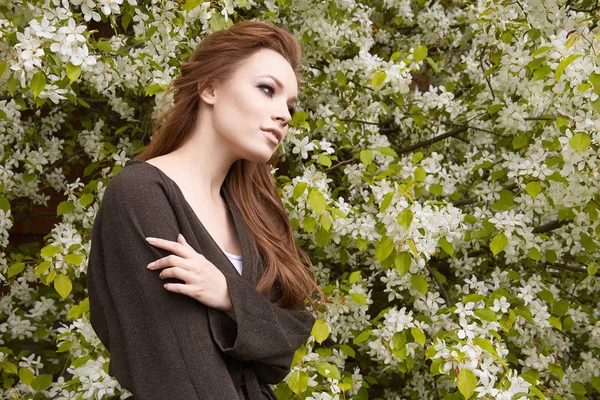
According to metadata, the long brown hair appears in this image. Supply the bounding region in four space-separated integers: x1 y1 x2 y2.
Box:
135 21 325 312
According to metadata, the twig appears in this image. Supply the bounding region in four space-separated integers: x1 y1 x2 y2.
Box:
524 116 556 121
441 122 501 136
396 126 468 154
324 158 358 172
532 219 570 233
479 46 496 101
425 263 451 305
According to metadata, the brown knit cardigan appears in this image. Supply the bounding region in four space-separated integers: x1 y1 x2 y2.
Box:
87 159 315 399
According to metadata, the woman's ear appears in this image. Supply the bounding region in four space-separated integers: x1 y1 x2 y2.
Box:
199 81 217 105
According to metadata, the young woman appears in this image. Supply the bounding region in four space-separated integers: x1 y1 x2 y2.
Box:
87 21 324 400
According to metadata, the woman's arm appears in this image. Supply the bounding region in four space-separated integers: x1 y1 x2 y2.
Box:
207 274 316 383
87 171 239 399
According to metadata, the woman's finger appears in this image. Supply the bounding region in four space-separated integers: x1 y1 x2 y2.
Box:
147 254 186 270
158 266 193 282
163 282 193 297
146 236 190 256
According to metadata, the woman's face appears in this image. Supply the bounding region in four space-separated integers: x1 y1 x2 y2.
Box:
201 48 298 163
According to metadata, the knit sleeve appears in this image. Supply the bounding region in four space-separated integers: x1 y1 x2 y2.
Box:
207 275 316 383
87 170 236 399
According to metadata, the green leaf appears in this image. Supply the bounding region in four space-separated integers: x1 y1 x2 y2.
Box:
311 318 329 344
531 45 552 57
307 189 326 214
529 247 542 261
411 274 428 295
339 344 355 358
57 201 75 216
395 251 412 275
474 308 497 322
146 83 167 95
588 263 598 276
7 262 25 278
438 236 454 256
592 98 600 114
371 71 387 89
525 181 542 198
34 261 52 275
554 299 569 317
426 57 439 73
208 12 227 31
429 184 443 196
555 54 581 80
590 71 600 93
182 0 202 11
569 132 590 152
293 182 307 200
31 71 46 98
66 62 81 82
380 192 394 213
316 362 340 380
349 271 361 284
79 193 94 207
360 149 373 167
571 382 586 396
547 363 564 381
54 274 73 299
548 316 562 331
397 209 413 230
512 134 529 149
490 233 508 256
353 329 372 344
291 345 307 367
414 166 426 181
31 374 53 391
457 368 476 399
350 293 367 306
391 332 407 360
591 375 600 392
515 306 535 324
1 361 18 374
499 309 516 331
491 189 514 211
411 327 426 346
376 237 395 263
318 154 332 167
65 253 83 265
412 151 424 164
414 46 428 62
533 65 552 80
41 245 60 258
19 367 34 385
288 370 308 394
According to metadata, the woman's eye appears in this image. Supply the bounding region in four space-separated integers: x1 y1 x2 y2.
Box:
260 84 274 96
288 107 295 117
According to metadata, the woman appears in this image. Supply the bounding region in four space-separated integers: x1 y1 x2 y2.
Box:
87 20 324 400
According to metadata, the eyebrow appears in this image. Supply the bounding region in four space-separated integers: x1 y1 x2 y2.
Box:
258 74 298 105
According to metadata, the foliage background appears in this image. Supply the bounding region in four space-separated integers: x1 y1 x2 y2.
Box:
1 0 600 399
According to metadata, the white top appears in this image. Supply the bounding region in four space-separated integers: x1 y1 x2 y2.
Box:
223 250 243 275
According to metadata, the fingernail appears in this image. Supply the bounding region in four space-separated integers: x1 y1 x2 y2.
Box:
146 237 156 242
147 261 156 269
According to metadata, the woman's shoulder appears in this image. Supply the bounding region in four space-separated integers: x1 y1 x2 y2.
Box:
101 159 171 206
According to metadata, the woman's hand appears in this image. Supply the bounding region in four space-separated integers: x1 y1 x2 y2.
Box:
145 234 234 316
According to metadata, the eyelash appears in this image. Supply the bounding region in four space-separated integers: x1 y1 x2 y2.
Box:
259 84 296 116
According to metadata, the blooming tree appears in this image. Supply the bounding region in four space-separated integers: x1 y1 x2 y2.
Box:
1 0 599 399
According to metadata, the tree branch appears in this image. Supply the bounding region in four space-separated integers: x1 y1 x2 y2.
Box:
532 219 570 233
452 182 518 207
397 126 468 154
425 263 451 305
